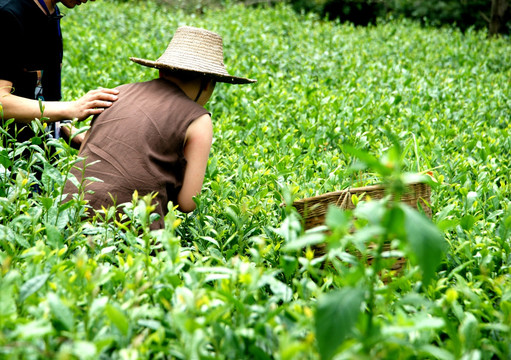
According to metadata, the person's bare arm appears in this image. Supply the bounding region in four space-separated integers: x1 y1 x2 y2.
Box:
178 114 213 212
0 79 119 123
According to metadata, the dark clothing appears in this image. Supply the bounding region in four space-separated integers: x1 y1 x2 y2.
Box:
0 0 63 142
64 78 210 229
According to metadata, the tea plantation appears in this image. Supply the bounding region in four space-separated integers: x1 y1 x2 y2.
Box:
1 1 510 359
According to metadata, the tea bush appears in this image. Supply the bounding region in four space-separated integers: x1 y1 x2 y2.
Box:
1 1 511 359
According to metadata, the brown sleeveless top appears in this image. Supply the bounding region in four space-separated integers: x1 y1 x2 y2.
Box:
64 78 210 229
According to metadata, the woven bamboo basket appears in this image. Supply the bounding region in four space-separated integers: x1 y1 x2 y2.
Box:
292 182 432 271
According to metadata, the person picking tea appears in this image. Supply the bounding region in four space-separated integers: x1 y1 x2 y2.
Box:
64 26 256 229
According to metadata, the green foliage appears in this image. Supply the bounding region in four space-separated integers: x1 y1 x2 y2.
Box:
1 1 511 359
315 287 364 359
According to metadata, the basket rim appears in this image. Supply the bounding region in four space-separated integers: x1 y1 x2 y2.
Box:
292 181 430 206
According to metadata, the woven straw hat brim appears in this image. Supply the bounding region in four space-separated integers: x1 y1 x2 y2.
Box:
130 57 256 84
129 26 255 85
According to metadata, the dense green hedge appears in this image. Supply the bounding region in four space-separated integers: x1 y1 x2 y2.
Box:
289 0 507 32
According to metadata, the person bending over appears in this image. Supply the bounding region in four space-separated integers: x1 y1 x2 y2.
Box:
63 26 255 229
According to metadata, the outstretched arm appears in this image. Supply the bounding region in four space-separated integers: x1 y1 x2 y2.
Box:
0 79 119 123
178 113 213 213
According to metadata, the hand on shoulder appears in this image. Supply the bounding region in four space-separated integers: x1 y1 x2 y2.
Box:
64 87 120 121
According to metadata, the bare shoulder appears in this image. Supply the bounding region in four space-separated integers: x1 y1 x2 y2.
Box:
185 113 213 144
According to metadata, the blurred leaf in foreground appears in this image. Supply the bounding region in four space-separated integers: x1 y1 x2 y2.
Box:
315 287 364 360
400 204 447 287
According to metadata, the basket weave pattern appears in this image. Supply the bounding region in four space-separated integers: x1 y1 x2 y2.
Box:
292 182 432 272
293 182 432 230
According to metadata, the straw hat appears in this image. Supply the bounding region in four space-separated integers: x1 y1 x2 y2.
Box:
130 26 256 84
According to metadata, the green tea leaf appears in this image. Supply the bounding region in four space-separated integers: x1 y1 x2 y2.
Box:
48 292 74 332
14 319 53 340
0 285 16 317
45 224 63 248
18 273 50 303
325 205 349 231
72 341 97 359
344 144 392 177
42 163 63 186
419 345 456 360
105 303 129 336
460 215 476 231
282 232 325 251
459 312 479 350
400 204 446 286
0 149 12 167
315 287 364 360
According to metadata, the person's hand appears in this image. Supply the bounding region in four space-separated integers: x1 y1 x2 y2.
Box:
64 88 119 121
